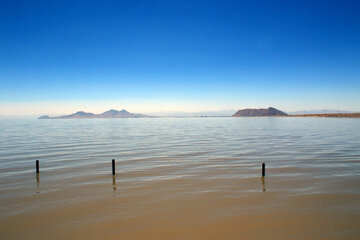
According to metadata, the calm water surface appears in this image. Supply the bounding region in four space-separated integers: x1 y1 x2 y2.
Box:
0 118 359 239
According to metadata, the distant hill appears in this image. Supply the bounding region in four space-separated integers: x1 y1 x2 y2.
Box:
232 107 288 117
38 109 152 119
98 109 149 118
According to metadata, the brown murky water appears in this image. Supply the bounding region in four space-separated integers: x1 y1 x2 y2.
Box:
0 118 359 239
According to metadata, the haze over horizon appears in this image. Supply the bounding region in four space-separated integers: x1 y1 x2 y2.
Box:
1 0 359 115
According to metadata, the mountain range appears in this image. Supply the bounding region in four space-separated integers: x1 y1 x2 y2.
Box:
288 109 352 115
38 109 152 119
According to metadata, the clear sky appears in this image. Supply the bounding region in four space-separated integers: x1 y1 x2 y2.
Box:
1 0 359 115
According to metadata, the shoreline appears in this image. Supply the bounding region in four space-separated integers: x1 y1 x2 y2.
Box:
35 113 360 119
284 113 360 118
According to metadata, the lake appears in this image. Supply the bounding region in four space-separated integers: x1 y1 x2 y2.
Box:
0 117 359 239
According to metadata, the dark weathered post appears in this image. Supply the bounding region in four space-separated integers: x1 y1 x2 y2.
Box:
262 163 265 177
36 160 40 173
112 159 115 175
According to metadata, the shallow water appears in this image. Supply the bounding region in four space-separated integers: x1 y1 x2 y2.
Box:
0 118 359 239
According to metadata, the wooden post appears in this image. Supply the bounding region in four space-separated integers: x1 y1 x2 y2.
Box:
112 159 115 175
262 163 265 177
36 160 40 173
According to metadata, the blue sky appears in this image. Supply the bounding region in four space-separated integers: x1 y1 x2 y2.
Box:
0 0 359 115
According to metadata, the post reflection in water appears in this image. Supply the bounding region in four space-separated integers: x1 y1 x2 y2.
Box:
36 173 40 194
112 175 117 191
261 176 266 192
